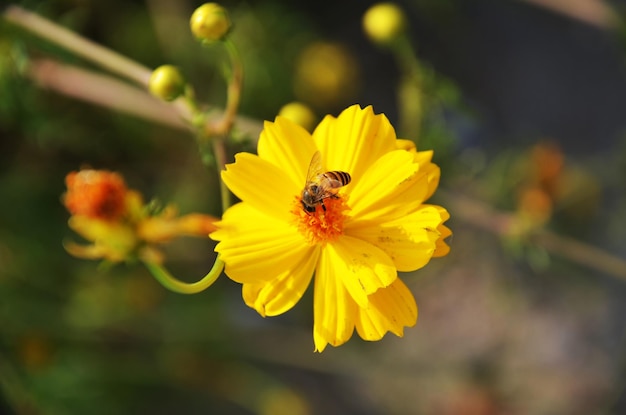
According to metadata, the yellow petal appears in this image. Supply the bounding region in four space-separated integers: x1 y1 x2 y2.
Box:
326 235 397 307
242 246 319 317
347 150 428 223
397 147 441 202
312 105 397 181
432 206 452 257
313 248 357 352
396 138 416 152
221 153 299 222
413 150 440 201
211 203 307 284
63 241 108 260
347 205 446 271
412 149 433 164
257 117 318 190
355 278 417 341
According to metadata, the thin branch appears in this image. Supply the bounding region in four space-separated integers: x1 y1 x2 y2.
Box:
27 58 191 130
439 189 626 281
25 58 263 138
4 5 153 86
518 0 619 29
534 230 626 280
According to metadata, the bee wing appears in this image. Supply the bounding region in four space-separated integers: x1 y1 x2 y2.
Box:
305 150 323 184
325 177 344 189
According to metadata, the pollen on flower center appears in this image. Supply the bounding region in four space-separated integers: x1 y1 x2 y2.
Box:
292 195 350 245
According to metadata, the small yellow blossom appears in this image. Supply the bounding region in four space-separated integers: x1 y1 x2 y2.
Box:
211 105 451 351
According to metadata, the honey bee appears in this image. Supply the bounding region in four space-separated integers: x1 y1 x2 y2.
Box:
301 151 351 213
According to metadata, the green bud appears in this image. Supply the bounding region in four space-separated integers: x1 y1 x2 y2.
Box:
148 65 186 101
190 3 231 43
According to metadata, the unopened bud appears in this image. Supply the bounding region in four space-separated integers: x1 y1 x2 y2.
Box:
363 3 407 45
149 65 186 101
190 3 231 42
278 102 317 132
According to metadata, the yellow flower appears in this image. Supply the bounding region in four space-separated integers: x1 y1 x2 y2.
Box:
211 105 450 351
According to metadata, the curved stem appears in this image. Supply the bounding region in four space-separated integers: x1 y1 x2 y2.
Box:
143 256 224 294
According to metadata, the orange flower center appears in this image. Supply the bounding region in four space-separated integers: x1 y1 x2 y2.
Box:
64 170 128 221
292 195 350 245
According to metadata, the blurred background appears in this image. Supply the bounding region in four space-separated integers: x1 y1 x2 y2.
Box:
1 0 626 414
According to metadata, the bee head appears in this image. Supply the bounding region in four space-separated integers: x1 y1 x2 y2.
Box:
301 201 316 213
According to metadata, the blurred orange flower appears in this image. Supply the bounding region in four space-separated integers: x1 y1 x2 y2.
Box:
63 169 217 264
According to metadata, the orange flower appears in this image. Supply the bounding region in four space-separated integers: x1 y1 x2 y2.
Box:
63 169 217 263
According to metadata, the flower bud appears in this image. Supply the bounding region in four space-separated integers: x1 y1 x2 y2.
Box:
149 65 186 101
363 3 407 45
190 3 231 42
278 102 317 132
294 42 360 110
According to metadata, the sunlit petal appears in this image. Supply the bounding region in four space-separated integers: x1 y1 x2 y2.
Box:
313 248 357 352
242 246 319 317
221 153 298 221
347 150 429 223
395 139 416 152
211 203 307 284
326 235 397 307
413 150 440 201
432 206 452 257
312 105 397 182
257 117 318 189
347 205 446 271
355 278 418 340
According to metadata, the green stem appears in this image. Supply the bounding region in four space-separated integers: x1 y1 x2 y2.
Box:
143 256 224 294
197 38 241 212
390 35 423 144
212 39 243 212
212 137 232 212
209 38 243 137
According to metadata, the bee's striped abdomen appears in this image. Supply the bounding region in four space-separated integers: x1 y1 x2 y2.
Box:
322 171 351 188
